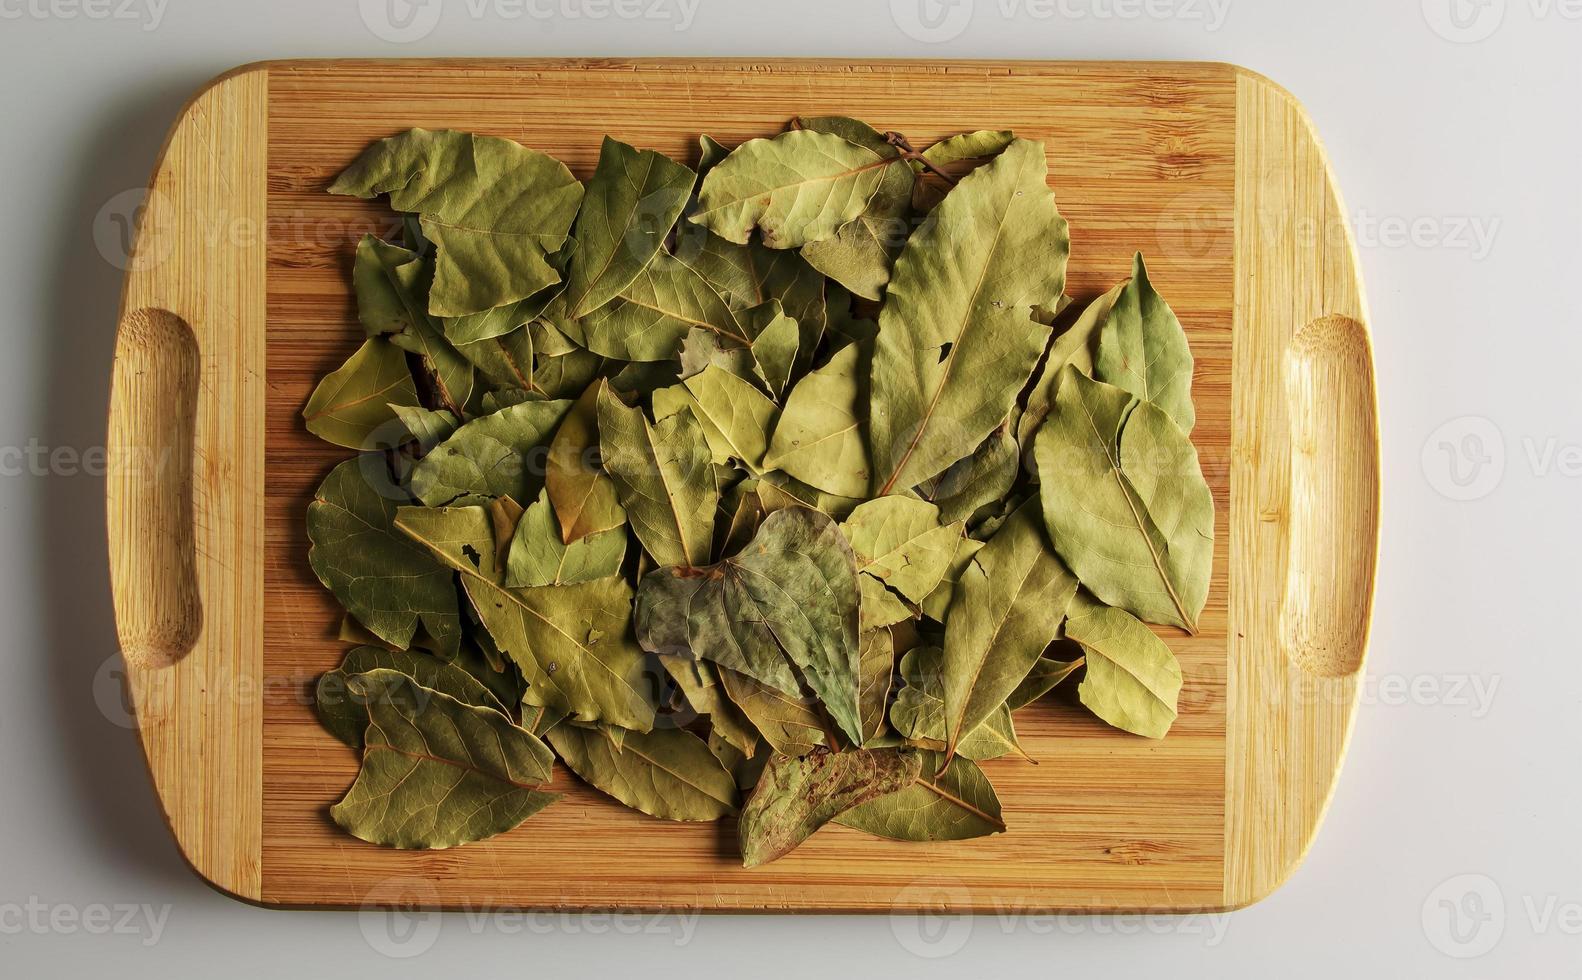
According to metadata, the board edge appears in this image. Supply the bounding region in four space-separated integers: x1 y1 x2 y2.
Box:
108 64 269 903
1223 65 1379 911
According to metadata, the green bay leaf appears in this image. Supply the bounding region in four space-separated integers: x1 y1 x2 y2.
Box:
330 128 584 317
597 385 717 567
565 250 749 361
546 723 737 822
672 365 780 471
302 338 419 450
857 627 896 745
1016 282 1120 448
841 495 962 603
353 236 474 413
1033 368 1213 631
1093 252 1196 433
795 117 915 301
544 382 626 543
1006 655 1083 711
330 669 559 849
315 645 507 748
692 129 890 248
659 655 759 756
562 137 695 317
307 459 461 658
940 501 1077 758
763 343 871 497
717 666 828 757
868 139 1068 494
503 489 627 588
918 427 1019 526
409 398 574 507
1066 596 1182 738
890 646 1024 762
390 404 458 455
394 506 658 732
919 130 1016 169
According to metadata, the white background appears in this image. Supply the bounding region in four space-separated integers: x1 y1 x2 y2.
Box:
0 0 1574 975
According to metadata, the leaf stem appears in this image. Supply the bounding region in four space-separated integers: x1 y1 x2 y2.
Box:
884 132 960 187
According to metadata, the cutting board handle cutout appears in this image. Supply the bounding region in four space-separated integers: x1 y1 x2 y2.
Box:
1282 313 1376 678
108 307 202 669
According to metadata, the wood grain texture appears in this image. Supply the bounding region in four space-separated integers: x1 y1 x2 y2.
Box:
108 59 1374 913
1224 69 1378 908
107 66 269 900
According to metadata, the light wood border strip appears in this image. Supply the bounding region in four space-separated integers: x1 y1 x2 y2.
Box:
107 66 269 901
1225 69 1379 908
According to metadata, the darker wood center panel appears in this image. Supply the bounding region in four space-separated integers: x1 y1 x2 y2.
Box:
261 60 1234 911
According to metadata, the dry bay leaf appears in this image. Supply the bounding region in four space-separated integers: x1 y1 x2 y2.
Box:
868 139 1068 494
330 669 559 849
738 748 921 867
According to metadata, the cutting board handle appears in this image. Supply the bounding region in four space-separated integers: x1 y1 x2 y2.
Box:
104 66 268 901
108 308 203 668
1282 313 1377 678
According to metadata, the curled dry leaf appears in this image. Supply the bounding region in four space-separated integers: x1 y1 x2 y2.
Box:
737 748 921 867
836 750 1006 842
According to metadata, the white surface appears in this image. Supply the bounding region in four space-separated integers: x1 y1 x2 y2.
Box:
0 0 1574 975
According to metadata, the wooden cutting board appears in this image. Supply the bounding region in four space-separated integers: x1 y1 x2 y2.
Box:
106 58 1378 913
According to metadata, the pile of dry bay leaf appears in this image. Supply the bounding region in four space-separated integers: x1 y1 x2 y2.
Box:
303 118 1213 866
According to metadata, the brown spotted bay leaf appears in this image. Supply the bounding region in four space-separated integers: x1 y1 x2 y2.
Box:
738 748 921 867
634 507 864 745
836 750 1005 842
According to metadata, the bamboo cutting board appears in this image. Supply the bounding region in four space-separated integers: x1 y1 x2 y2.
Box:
106 59 1378 913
